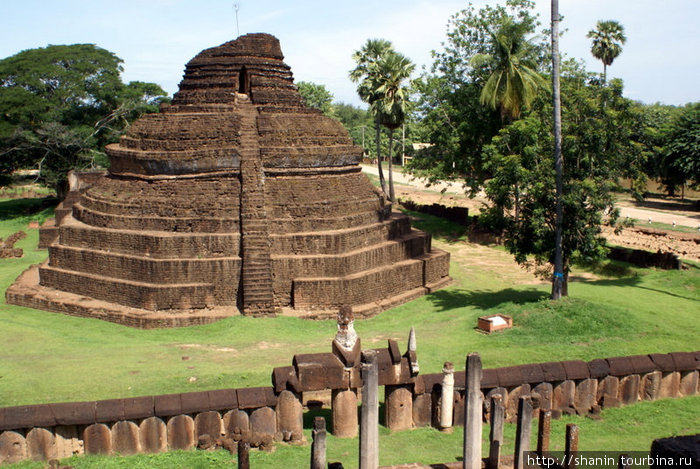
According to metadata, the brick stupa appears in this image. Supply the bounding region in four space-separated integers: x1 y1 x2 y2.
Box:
7 33 451 327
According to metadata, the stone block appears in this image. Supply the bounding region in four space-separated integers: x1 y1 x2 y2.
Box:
670 352 696 371
123 396 154 420
139 417 166 453
111 421 140 455
574 378 598 414
412 393 432 428
481 368 499 388
154 393 182 417
607 356 634 376
83 423 112 455
388 340 402 364
540 362 567 382
618 375 640 405
223 409 250 437
293 353 346 391
52 401 96 426
597 375 619 404
497 366 524 388
272 366 296 393
562 360 590 380
1 404 55 431
649 353 676 372
641 370 662 401
54 425 81 459
26 427 56 461
552 380 575 410
208 389 238 412
587 359 610 379
452 390 465 427
518 364 545 384
331 389 358 438
659 371 681 399
679 370 698 396
249 407 276 439
236 387 277 409
167 415 195 450
95 399 125 423
276 390 303 441
332 339 362 369
194 411 222 443
628 355 656 374
0 430 27 464
532 382 553 412
181 391 210 414
384 385 413 431
376 352 412 386
505 384 530 422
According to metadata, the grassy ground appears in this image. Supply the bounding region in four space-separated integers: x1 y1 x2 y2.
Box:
0 197 698 467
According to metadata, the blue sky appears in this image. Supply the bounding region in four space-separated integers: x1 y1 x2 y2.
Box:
2 0 698 107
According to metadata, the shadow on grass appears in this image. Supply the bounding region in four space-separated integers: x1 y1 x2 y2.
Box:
0 197 57 221
426 287 548 311
578 274 699 303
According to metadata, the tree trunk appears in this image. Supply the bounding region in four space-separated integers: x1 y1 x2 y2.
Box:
603 63 607 84
551 0 565 300
375 121 387 196
388 127 395 203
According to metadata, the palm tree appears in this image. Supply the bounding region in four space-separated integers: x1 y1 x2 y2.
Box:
478 18 546 121
367 51 415 203
551 0 564 300
587 20 626 84
350 39 394 197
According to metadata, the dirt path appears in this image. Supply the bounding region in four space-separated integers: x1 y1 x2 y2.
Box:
363 165 700 262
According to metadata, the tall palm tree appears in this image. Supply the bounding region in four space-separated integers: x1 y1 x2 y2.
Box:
368 51 415 203
478 18 546 121
551 0 564 300
587 20 626 84
350 39 394 197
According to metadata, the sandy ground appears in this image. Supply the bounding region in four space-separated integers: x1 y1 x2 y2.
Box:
362 165 700 262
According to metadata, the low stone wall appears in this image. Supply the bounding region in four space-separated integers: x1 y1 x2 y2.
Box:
398 198 469 226
1 349 697 464
608 246 683 270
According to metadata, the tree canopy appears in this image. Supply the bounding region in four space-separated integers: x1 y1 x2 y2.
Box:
0 44 168 195
587 20 626 83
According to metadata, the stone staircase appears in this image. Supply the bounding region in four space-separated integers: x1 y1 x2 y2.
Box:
238 96 276 315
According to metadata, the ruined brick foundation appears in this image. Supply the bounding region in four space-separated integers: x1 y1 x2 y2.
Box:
6 33 451 326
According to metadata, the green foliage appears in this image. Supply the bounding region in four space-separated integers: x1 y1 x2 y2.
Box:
661 103 700 194
0 44 168 196
296 80 335 116
408 0 543 191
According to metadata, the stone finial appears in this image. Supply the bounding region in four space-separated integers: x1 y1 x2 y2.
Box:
407 327 419 375
408 327 416 352
334 305 358 351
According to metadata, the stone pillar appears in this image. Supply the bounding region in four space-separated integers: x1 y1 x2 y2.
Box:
488 394 504 469
574 378 598 414
250 407 276 441
111 421 140 455
440 362 455 432
277 390 304 442
463 353 483 469
194 411 223 444
658 372 680 399
598 375 620 407
553 380 575 410
224 409 250 439
139 417 167 453
565 424 579 469
514 397 533 469
310 416 327 469
618 375 640 405
537 410 551 455
26 427 56 461
641 371 662 401
83 423 112 455
238 440 250 469
385 385 413 431
167 415 195 450
331 389 358 438
0 430 28 464
360 350 379 469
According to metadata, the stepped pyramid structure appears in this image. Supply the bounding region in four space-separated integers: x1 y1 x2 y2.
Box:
7 33 451 327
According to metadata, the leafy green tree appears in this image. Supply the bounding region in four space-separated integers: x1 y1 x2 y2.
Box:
0 44 168 196
408 0 544 193
660 103 700 197
477 17 547 121
296 81 335 117
587 20 626 84
350 38 395 196
366 50 415 202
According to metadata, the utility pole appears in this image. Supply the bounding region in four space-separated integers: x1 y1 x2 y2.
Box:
233 2 240 37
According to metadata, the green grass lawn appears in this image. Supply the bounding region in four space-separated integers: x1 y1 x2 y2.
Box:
0 197 698 467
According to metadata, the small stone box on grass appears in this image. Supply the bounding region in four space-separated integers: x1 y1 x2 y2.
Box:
477 314 513 334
